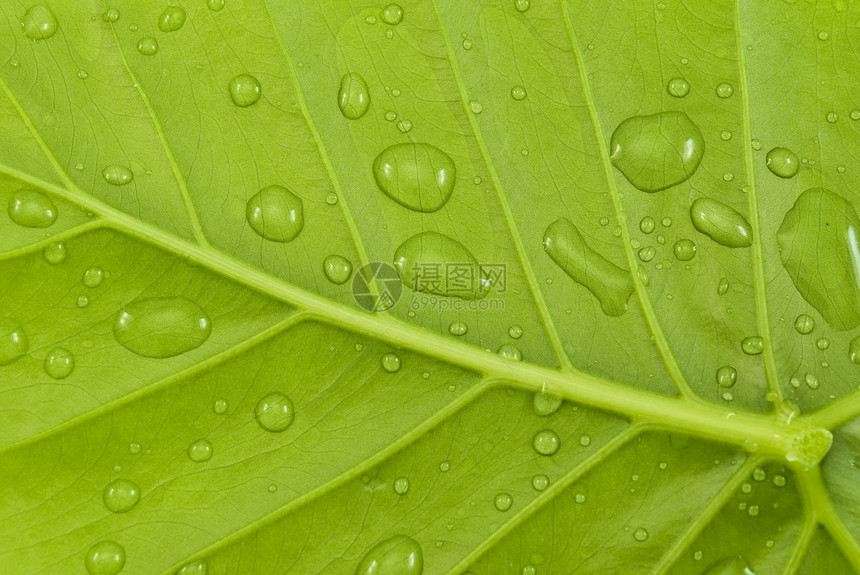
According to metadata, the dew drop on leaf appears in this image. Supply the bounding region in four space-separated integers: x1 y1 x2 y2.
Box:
373 143 456 212
639 216 655 233
213 398 228 414
816 337 830 350
850 336 860 364
633 527 649 542
638 246 655 262
0 319 27 365
575 493 586 503
381 352 401 372
77 295 90 308
439 461 450 472
741 336 763 355
102 165 134 186
381 4 404 25
448 321 468 336
187 439 213 462
393 477 409 495
394 232 488 299
255 392 295 432
508 325 523 339
245 185 303 242
158 6 186 32
673 239 697 261
794 314 815 334
229 74 262 107
103 479 140 513
718 277 729 295
355 535 423 575
22 5 57 40
323 254 353 285
137 37 158 56
515 0 530 12
511 85 527 100
532 474 549 491
44 347 74 379
689 198 752 248
43 241 66 264
765 147 799 178
532 391 562 416
579 435 591 447
498 343 522 360
715 82 734 98
85 540 125 575
83 266 104 288
494 492 513 511
207 0 225 11
176 559 208 575
8 189 57 229
113 296 211 358
666 77 690 97
716 365 737 388
338 73 370 120
532 429 561 455
102 9 119 23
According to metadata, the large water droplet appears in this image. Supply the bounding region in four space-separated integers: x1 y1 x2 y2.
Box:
103 479 140 513
673 239 697 261
113 297 211 358
44 347 74 379
543 218 633 316
338 73 370 120
187 439 213 462
741 336 763 355
0 319 27 366
794 314 815 334
85 541 126 575
533 392 562 416
666 77 690 97
766 147 799 179
689 198 752 248
381 4 404 25
255 392 294 432
22 5 58 40
102 165 133 186
609 112 704 192
176 560 208 575
8 189 57 228
158 6 186 32
381 352 401 372
497 343 522 360
246 185 303 242
394 232 488 299
716 365 737 388
494 492 513 511
355 535 423 575
323 254 353 284
229 74 261 107
532 429 560 455
137 37 158 55
777 188 860 330
373 143 456 212
43 241 67 264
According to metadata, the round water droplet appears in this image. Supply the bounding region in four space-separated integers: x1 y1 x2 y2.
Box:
533 392 562 416
673 239 697 261
639 216 655 234
84 542 126 575
22 5 58 40
77 69 89 79
508 325 523 339
128 442 141 454
533 429 560 456
532 474 549 491
213 398 228 414
43 241 67 264
396 119 412 133
158 6 186 32
393 476 409 495
83 266 104 288
515 0 530 11
245 185 303 242
207 0 225 10
494 492 513 512
794 314 815 334
741 336 763 355
381 4 404 24
689 198 752 248
805 373 819 389
394 232 488 299
816 337 830 350
638 246 655 262
772 474 786 487
498 343 521 360
338 73 370 120
355 535 423 575
373 143 456 212
187 439 212 462
666 77 690 97
102 8 120 23
633 527 649 542
439 461 450 472
381 352 401 372
77 295 90 308
102 165 133 186
765 147 799 178
720 130 732 141
103 479 140 513
462 38 472 50
469 99 483 114
0 319 27 366
610 112 704 192
511 85 527 100
8 189 57 228
44 347 74 379
137 37 158 55
255 392 294 432
113 296 211 358
229 74 262 107
826 111 838 123
323 254 353 285
715 82 734 98
716 365 737 388
176 560 208 575
579 435 591 446
448 321 468 336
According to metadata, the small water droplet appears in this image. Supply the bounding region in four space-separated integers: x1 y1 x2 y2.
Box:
176 559 208 575
666 77 690 97
579 435 591 447
532 474 549 491
498 343 522 360
772 474 786 487
715 82 734 98
373 143 456 212
255 392 294 432
741 336 763 355
689 198 752 248
44 347 74 379
102 165 133 186
439 461 450 472
494 492 513 511
720 130 732 141
532 392 562 416
716 365 737 388
673 239 696 261
85 541 125 575
575 493 586 503
323 254 353 285
137 37 158 55
765 147 799 179
748 505 760 516
102 8 120 23
213 398 228 414
511 85 527 100
113 296 211 358
82 266 104 288
533 429 560 456
507 325 523 339
338 73 370 120
396 119 413 132
469 99 483 114
386 29 394 39
158 6 186 32
393 476 409 495
826 111 838 123
103 478 140 513
22 5 58 40
381 4 404 25
128 442 140 454
639 216 656 234
394 232 489 299
245 185 303 242
207 0 225 10
515 0 531 11
448 321 468 336
0 320 27 366
638 246 656 262
187 439 213 462
229 74 261 107
816 337 830 350
8 189 57 228
381 352 401 372
633 527 649 542
794 314 815 334
355 536 423 575
718 277 729 295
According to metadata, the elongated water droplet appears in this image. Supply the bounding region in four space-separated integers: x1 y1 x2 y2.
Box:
158 6 186 32
102 8 120 22
176 560 208 575
381 4 404 24
381 352 401 372
777 188 860 330
229 74 261 107
355 535 423 575
103 479 140 513
666 77 690 97
246 185 303 242
137 37 158 55
323 254 353 284
766 147 799 179
609 112 704 192
85 541 125 575
742 336 763 355
113 297 211 358
448 321 468 336
187 439 212 462
673 239 697 261
22 5 57 40
689 198 752 248
8 189 57 228
716 365 737 388
494 492 513 511
850 336 860 364
373 143 456 212
533 392 562 416
794 314 815 334
338 73 370 119
0 320 27 366
393 477 409 495
544 218 633 315
102 165 133 186
255 392 294 432
533 429 560 456
498 343 522 360
394 232 488 299
717 277 729 295
44 347 74 379
511 85 527 100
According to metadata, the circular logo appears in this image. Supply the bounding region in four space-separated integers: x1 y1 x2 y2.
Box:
352 261 403 312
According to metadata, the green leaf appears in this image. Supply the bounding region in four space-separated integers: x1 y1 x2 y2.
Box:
0 0 858 573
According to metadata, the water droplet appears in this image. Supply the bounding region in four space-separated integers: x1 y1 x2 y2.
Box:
158 6 186 32
381 4 404 25
850 336 860 364
255 392 294 432
393 476 409 495
673 239 697 261
462 38 472 50
579 435 591 447
716 365 737 388
638 246 655 262
532 392 562 416
804 373 820 389
448 321 468 336
543 218 633 316
187 439 212 462
777 188 860 330
396 119 413 133
381 352 401 372
633 527 649 542
507 325 523 339
43 241 67 264
718 277 729 295
102 8 120 23
386 29 394 39
44 347 74 379
7 189 57 228
22 5 58 40
715 82 734 98
748 505 760 516
394 232 489 299
720 130 732 141
83 266 104 288
515 0 530 11
77 69 89 80
772 474 786 487
0 320 27 366
610 112 704 192
77 295 90 308
469 99 483 114
356 535 423 575
533 429 560 456
439 461 450 472
639 216 656 234
825 111 839 124
373 143 456 212
176 560 208 575
666 77 690 97
337 72 370 120
765 147 799 178
229 74 261 107
206 0 226 10
794 314 815 334
494 492 513 511
213 398 228 414
85 541 125 575
137 37 158 55
103 479 140 513
323 255 353 285
113 296 211 358
102 165 133 186
689 198 752 248
245 185 303 242
128 442 141 454
816 337 830 350
511 85 527 100
741 336 763 355
532 474 549 491
498 343 522 360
